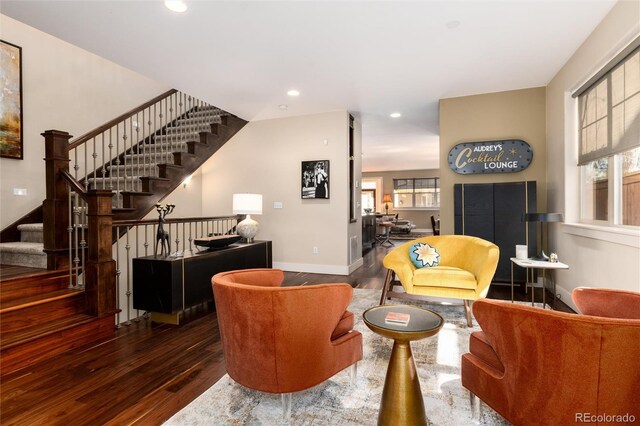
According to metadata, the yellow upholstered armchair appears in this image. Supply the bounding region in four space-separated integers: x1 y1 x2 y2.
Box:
380 235 499 326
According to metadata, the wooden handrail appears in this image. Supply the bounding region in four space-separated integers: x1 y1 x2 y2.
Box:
68 89 177 150
60 170 88 202
112 215 239 227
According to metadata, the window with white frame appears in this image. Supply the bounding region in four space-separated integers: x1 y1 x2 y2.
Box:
393 178 440 209
578 44 640 227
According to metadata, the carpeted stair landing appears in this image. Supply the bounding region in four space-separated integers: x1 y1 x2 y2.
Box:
0 223 46 269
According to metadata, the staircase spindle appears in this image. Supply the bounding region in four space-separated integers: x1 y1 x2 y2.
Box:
169 93 174 155
181 92 186 143
188 96 192 148
83 142 88 191
108 128 114 190
125 227 132 325
79 199 86 288
199 99 204 133
115 227 121 328
135 112 141 182
128 117 133 191
91 137 97 192
73 149 79 181
101 133 106 189
174 222 180 256
182 222 187 255
175 92 180 143
160 99 165 160
149 107 155 175
144 224 149 256
122 119 128 193
134 226 141 322
188 222 193 252
68 191 73 288
144 113 148 176
141 109 146 177
73 192 81 286
116 124 122 201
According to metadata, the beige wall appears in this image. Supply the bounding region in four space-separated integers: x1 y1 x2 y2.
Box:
439 87 547 235
0 15 169 229
362 169 440 230
546 0 640 304
200 111 361 275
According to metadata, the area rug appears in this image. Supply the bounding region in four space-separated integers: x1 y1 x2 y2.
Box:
389 231 432 241
165 289 518 426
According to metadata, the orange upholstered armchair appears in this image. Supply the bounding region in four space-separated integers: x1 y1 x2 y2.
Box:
461 289 640 425
211 268 363 416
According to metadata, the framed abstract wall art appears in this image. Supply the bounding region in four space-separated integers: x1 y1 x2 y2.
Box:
1 40 23 159
301 160 330 199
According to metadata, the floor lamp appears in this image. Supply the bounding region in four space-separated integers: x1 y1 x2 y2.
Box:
522 213 564 261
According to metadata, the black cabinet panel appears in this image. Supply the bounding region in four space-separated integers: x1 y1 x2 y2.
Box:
454 182 536 283
494 182 528 281
133 241 272 314
463 184 494 216
465 215 494 243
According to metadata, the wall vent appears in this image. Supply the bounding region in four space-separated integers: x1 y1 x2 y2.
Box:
349 235 358 264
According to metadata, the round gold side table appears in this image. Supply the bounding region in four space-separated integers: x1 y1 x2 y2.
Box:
363 304 444 426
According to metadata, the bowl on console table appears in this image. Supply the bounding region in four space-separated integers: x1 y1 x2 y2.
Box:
194 235 242 250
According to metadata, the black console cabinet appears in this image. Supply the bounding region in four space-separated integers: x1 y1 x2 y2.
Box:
133 241 272 322
362 214 376 252
454 182 536 283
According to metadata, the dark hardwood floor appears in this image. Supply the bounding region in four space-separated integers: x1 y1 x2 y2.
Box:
0 243 573 425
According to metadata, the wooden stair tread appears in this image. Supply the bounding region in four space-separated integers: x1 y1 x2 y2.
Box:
0 288 83 312
0 266 65 283
1 313 96 349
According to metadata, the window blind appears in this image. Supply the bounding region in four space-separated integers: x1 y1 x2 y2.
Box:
578 44 640 165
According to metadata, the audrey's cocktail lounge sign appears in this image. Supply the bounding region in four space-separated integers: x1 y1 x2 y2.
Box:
448 140 533 174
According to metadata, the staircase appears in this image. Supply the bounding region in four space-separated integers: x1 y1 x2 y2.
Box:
83 105 246 222
0 91 247 376
0 102 247 264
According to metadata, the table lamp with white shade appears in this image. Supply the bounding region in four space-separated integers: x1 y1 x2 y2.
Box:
233 193 262 243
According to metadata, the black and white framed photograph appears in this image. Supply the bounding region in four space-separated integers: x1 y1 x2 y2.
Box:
301 160 330 199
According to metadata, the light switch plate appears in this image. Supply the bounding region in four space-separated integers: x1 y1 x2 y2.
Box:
273 201 283 209
13 188 27 196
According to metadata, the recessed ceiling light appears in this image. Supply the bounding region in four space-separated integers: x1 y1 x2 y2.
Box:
390 112 402 118
287 90 300 97
165 1 187 13
446 20 461 29
279 104 288 110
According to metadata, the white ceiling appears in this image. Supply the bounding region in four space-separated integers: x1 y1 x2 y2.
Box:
1 1 617 172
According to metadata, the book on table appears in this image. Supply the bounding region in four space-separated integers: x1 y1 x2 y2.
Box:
385 311 410 325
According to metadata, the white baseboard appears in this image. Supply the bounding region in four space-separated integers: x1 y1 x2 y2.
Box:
273 261 350 276
348 258 364 274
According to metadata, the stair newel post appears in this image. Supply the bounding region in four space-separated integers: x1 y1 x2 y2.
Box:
42 130 72 270
84 189 117 317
